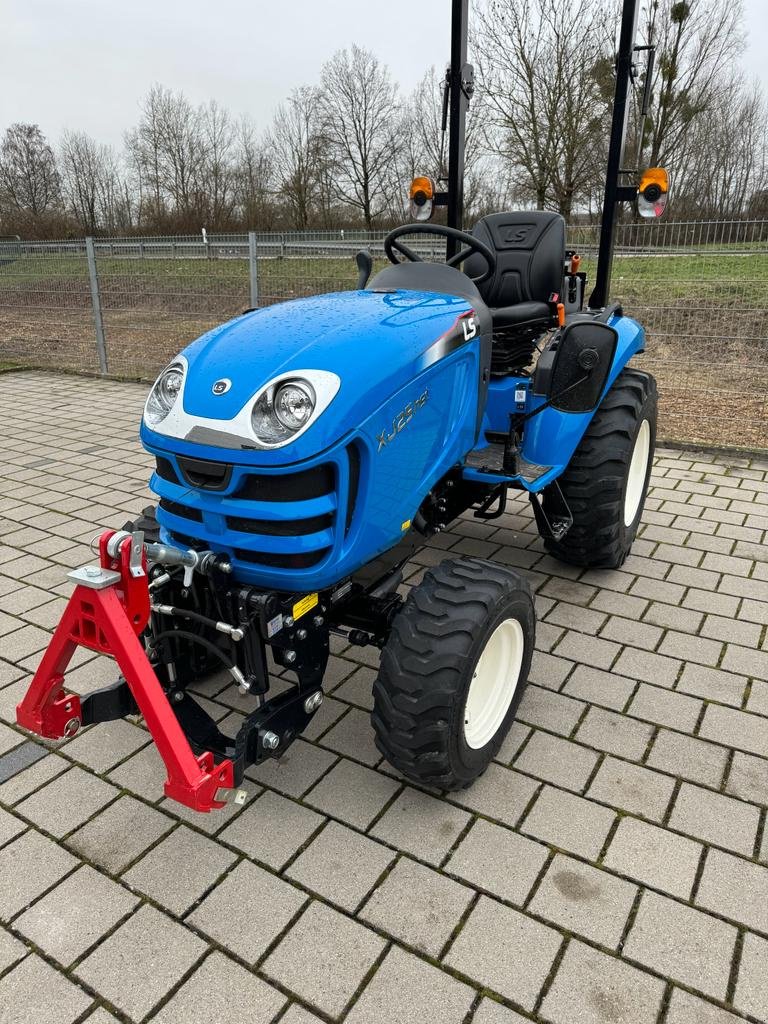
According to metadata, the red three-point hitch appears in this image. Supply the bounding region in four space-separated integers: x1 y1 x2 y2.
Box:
16 530 235 812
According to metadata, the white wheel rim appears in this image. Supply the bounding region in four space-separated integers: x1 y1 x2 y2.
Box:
623 419 651 527
463 618 525 749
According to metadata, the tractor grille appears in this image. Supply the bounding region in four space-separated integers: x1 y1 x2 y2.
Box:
153 445 362 581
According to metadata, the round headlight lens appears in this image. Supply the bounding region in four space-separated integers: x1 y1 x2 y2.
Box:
274 381 315 430
145 362 184 426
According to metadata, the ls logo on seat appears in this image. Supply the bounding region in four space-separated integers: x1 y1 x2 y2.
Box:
377 390 429 452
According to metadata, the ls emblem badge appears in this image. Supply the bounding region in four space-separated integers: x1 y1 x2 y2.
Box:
212 379 232 395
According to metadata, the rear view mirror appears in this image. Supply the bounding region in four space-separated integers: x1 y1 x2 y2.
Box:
638 167 669 219
536 321 618 413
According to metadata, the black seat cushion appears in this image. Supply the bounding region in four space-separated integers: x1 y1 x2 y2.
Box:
465 212 566 309
491 301 553 328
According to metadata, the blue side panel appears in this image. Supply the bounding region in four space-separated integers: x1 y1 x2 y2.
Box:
468 314 645 493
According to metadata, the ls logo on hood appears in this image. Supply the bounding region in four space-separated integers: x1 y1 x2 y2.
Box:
212 378 232 395
377 390 429 452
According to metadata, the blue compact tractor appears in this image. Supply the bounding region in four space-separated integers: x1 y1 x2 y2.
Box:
18 0 669 808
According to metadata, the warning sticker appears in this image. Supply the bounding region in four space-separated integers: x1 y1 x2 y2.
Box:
292 592 319 621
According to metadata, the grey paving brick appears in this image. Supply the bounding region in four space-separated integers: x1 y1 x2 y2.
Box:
280 1007 325 1024
702 613 762 648
218 789 323 869
646 728 728 788
683 587 739 617
628 683 701 731
643 600 703 634
541 939 664 1024
553 630 620 670
521 785 615 859
517 685 584 736
541 578 597 605
0 805 25 847
722 642 768 681
624 890 737 1000
600 615 663 652
562 664 635 711
446 817 548 905
495 720 530 764
527 650 573 689
370 786 470 865
546 600 607 634
0 954 92 1024
76 904 207 1021
123 824 236 914
189 859 305 963
321 707 381 766
66 794 174 873
603 816 702 899
347 946 477 1024
699 704 768 757
734 930 768 1022
747 680 768 715
152 950 287 1024
726 751 768 805
629 575 685 605
696 847 768 932
471 999 530 1024
740 597 768 625
305 758 399 830
588 757 676 821
450 764 539 826
286 821 394 911
0 749 68 805
15 864 138 966
591 589 648 620
670 781 760 855
575 706 653 760
529 854 637 948
513 730 598 792
361 856 473 956
613 646 681 687
0 828 77 921
263 900 385 1019
666 988 744 1024
0 929 26 978
107 740 172 801
444 895 562 1009
62 719 148 772
332 666 376 709
676 662 747 706
0 739 47 786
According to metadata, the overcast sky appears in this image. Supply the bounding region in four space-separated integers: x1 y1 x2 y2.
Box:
2 0 767 149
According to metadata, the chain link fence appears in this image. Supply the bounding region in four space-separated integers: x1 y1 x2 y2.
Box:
1 221 766 450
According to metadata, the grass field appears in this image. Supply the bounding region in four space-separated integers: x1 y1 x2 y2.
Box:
1 250 766 449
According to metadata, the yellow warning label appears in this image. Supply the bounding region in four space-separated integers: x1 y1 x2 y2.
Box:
292 592 319 621
401 519 411 532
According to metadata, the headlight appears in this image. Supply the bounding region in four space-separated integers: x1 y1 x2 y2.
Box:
251 378 316 445
145 362 185 426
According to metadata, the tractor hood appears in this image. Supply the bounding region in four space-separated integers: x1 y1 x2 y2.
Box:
140 288 474 465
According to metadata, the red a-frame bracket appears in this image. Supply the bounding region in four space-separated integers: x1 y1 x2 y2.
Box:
16 531 234 812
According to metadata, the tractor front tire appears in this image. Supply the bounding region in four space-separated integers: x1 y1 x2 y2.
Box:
372 557 535 791
544 368 657 569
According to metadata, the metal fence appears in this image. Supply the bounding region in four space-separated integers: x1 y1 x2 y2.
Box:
1 221 766 450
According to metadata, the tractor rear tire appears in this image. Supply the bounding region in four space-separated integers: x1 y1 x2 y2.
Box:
372 557 535 791
544 368 657 568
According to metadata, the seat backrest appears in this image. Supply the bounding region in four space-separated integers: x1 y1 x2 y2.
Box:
465 211 566 308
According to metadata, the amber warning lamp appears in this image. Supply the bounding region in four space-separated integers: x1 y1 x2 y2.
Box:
409 176 436 222
638 168 669 219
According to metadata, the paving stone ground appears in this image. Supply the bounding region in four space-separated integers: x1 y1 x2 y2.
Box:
0 370 767 1023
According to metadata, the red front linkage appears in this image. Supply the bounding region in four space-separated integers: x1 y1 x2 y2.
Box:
16 530 234 812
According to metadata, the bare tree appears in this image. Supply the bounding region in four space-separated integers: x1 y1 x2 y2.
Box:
0 123 62 227
267 87 325 229
234 117 275 229
60 130 125 233
318 46 402 229
198 100 236 227
474 0 610 217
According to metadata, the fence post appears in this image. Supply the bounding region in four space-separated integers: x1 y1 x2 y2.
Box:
248 232 259 308
85 237 108 375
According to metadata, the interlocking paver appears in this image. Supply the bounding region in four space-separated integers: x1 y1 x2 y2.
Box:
370 786 471 865
219 789 323 869
517 685 584 735
346 946 475 1024
699 704 768 757
444 895 562 1009
123 825 236 914
0 828 78 921
305 757 399 830
562 664 635 710
189 859 305 963
513 730 598 792
446 817 548 904
529 854 637 948
471 999 530 1023
646 728 727 787
696 848 768 932
603 816 702 899
0 927 27 973
449 763 538 826
587 757 676 821
625 891 737 999
576 706 653 759
65 793 174 872
520 784 615 859
676 663 747 706
15 864 138 966
540 939 664 1024
286 820 394 911
62 719 149 772
0 954 92 1024
612 645 681 687
361 856 473 955
263 901 385 1019
666 988 744 1024
152 950 287 1024
725 750 768 805
628 683 701 731
669 781 760 856
734 931 768 1022
76 905 207 1021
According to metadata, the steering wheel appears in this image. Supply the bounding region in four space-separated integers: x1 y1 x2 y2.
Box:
383 223 496 285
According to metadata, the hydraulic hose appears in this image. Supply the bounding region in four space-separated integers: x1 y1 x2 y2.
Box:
146 629 246 689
